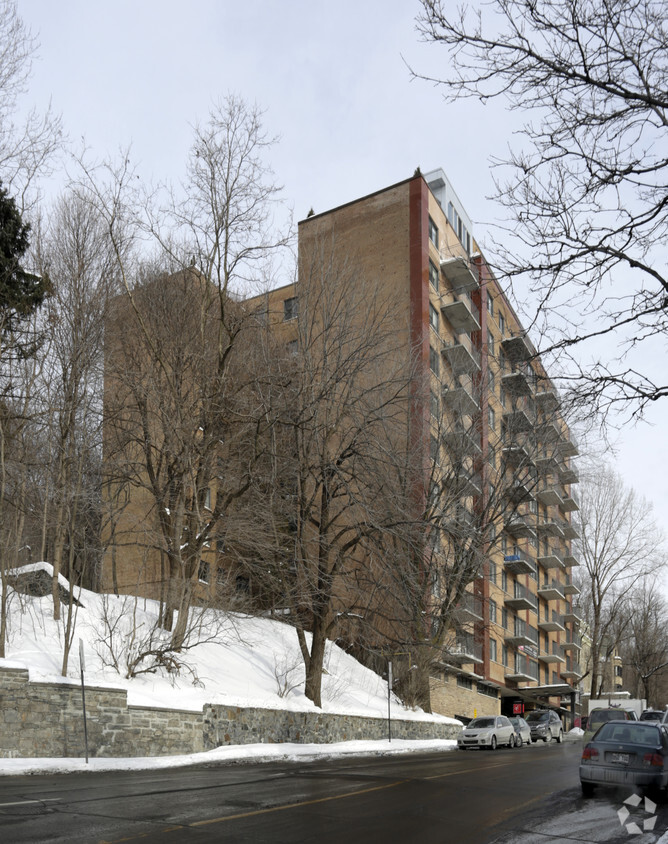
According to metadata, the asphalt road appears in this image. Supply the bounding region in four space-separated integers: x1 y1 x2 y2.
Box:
1 739 667 843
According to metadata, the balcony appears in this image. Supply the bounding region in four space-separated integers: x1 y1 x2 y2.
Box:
505 515 537 542
455 470 482 498
440 297 481 334
443 428 482 457
503 551 536 575
505 653 539 683
439 255 480 292
562 519 580 540
502 444 534 470
537 421 561 444
559 491 580 513
538 643 565 664
538 611 566 633
563 553 580 567
537 484 563 507
537 579 566 601
452 592 484 623
563 578 581 597
501 333 532 363
537 549 564 570
560 662 581 680
503 408 534 435
562 606 582 625
442 384 480 418
505 619 539 648
443 634 484 665
560 431 579 458
537 520 565 539
535 386 560 412
506 478 534 504
535 454 559 475
501 368 534 398
442 342 481 375
562 632 582 651
505 582 538 612
558 464 579 485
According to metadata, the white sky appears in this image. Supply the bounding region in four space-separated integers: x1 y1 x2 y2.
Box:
16 0 668 541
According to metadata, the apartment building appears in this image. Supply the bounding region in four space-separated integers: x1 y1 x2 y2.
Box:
282 169 583 720
100 168 582 721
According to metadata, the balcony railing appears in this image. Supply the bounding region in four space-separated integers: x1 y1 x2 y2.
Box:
452 592 484 623
535 385 560 412
506 653 539 682
504 582 538 611
562 632 582 651
501 332 532 363
505 515 537 541
443 633 484 664
537 610 565 632
537 547 564 570
442 341 481 375
440 295 481 334
503 551 536 575
439 255 480 292
537 579 566 601
442 384 480 418
505 618 539 647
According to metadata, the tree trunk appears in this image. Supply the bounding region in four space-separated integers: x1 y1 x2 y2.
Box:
304 616 327 707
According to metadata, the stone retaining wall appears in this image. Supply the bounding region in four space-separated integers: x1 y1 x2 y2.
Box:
0 666 461 759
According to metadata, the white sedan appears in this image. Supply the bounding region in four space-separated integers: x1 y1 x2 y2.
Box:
457 715 516 750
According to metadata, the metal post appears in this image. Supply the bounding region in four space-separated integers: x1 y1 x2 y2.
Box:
387 659 393 743
79 639 89 764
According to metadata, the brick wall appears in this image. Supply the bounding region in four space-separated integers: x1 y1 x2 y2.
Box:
0 666 461 759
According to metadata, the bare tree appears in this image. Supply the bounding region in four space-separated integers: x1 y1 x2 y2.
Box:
416 0 668 414
0 0 62 208
101 97 287 652
246 243 415 708
575 462 667 697
621 582 668 706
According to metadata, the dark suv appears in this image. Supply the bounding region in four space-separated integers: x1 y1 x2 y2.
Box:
525 709 564 743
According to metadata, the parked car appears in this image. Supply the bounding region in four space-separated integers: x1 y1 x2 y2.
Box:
640 709 664 722
583 708 631 744
525 709 564 743
457 716 515 750
509 716 531 747
580 720 668 796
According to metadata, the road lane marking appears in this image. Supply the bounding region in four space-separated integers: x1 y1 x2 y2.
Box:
0 798 62 807
191 778 411 827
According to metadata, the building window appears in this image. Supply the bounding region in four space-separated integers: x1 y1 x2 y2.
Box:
502 607 508 629
488 443 496 468
487 295 494 316
498 312 505 335
487 328 495 356
500 386 506 408
428 216 439 248
502 645 509 667
203 488 212 510
429 346 440 376
198 560 210 583
489 599 497 624
283 296 298 321
489 561 497 584
287 339 298 355
490 638 498 662
488 368 495 394
457 675 474 690
430 434 439 462
429 259 439 291
488 406 496 432
429 302 439 333
430 389 439 418
501 570 508 593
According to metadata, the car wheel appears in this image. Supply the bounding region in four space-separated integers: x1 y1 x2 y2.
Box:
581 781 595 797
490 735 497 750
556 730 563 743
516 734 523 747
543 733 550 742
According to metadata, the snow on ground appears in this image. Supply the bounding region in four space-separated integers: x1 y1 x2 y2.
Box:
0 564 460 773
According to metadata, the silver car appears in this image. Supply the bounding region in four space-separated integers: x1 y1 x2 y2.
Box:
457 716 515 750
509 715 531 747
525 709 564 743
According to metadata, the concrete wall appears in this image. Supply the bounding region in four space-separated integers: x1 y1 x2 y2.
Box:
0 666 461 759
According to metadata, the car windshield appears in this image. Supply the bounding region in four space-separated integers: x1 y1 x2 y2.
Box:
526 712 548 723
595 723 660 746
469 718 495 729
640 712 662 721
590 710 625 727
